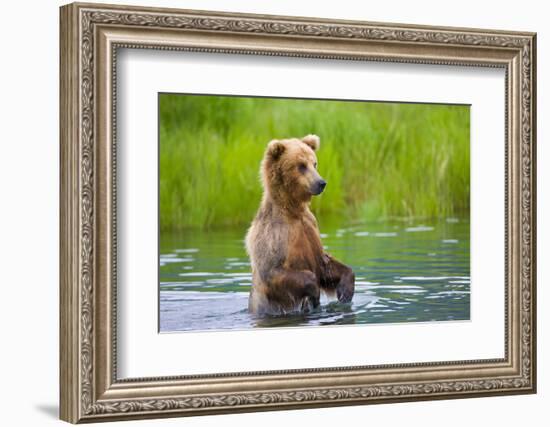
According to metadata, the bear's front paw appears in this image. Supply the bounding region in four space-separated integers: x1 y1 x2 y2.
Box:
300 296 318 313
337 278 355 304
302 274 320 298
300 271 320 310
336 269 355 303
337 286 353 303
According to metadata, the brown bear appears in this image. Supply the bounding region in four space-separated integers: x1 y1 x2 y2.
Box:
245 134 355 315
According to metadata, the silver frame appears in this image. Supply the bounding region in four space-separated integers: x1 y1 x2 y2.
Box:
60 2 537 423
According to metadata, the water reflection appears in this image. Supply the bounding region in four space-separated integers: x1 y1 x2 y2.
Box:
159 217 470 332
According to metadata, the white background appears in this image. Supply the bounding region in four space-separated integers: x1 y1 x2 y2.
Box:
0 0 546 426
118 50 505 377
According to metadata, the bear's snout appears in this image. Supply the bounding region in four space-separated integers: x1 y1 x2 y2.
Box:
312 179 327 195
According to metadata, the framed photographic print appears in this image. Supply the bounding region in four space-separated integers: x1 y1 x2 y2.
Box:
59 2 537 423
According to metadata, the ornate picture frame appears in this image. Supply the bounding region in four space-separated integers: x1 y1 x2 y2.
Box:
60 2 536 423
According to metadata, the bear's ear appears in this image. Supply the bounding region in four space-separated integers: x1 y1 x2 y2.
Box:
301 134 320 151
267 139 286 160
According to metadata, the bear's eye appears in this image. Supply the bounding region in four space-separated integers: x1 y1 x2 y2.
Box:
298 163 308 173
314 162 318 169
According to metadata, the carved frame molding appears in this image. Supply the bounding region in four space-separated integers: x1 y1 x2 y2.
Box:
60 2 536 423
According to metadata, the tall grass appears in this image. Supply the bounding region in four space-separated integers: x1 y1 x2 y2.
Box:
159 94 470 231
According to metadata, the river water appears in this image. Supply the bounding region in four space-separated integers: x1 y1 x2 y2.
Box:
159 217 470 332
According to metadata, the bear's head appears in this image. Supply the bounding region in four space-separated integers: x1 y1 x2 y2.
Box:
261 134 326 205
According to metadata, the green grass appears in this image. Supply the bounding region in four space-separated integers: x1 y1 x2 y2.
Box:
159 94 470 231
